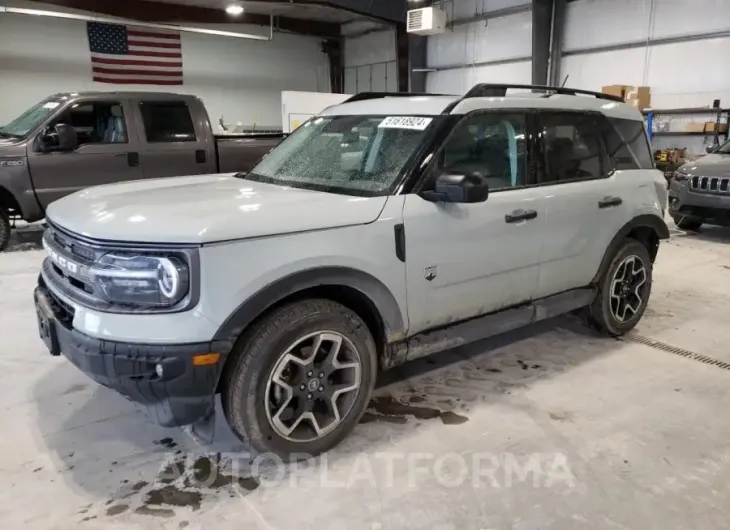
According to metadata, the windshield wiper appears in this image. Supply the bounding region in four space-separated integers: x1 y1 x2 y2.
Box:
0 128 20 139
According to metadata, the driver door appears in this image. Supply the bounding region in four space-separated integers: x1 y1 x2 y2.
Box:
403 111 546 335
27 99 143 208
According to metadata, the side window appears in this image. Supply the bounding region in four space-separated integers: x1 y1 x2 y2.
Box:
603 118 654 170
431 113 527 191
50 101 128 146
139 101 196 143
540 112 605 183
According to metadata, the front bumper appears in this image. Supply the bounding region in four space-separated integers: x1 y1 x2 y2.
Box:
34 282 230 427
668 180 730 226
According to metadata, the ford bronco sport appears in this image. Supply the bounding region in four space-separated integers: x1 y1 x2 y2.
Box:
35 84 669 458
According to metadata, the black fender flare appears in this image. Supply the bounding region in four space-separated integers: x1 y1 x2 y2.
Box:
212 266 407 348
592 214 669 284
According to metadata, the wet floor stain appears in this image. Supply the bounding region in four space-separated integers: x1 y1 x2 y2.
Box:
105 454 259 519
364 396 469 425
153 437 178 449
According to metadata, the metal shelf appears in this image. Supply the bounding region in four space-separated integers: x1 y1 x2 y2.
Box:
652 131 728 137
643 107 730 115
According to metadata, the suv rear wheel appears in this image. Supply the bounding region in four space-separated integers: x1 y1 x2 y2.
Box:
222 299 377 459
0 208 10 251
586 239 652 336
672 215 702 232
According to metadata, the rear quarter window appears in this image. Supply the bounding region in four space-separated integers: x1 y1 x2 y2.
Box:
603 117 654 170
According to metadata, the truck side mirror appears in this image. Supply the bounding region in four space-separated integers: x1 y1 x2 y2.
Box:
420 172 490 203
39 123 78 152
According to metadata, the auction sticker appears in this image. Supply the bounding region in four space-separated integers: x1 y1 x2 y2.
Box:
379 116 433 130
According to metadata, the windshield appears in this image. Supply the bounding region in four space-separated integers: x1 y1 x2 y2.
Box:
245 115 440 196
0 97 64 138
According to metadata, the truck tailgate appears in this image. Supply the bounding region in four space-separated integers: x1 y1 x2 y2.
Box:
215 134 284 173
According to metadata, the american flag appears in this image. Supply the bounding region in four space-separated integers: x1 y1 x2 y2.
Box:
87 22 183 85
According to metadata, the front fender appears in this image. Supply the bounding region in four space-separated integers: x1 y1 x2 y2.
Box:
0 159 43 221
212 266 406 346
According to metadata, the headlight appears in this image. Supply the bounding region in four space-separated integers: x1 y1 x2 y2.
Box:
89 252 190 309
673 170 689 181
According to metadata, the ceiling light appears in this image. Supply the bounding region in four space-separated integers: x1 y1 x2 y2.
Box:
225 4 244 16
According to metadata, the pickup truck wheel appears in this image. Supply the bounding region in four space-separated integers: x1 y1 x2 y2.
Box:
222 299 377 459
0 209 10 251
672 215 702 232
586 239 652 336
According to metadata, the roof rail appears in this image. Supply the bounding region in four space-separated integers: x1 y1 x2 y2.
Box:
462 84 624 103
344 92 452 103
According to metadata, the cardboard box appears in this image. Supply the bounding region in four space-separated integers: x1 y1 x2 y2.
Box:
704 122 728 133
685 122 707 132
625 86 651 110
601 85 651 110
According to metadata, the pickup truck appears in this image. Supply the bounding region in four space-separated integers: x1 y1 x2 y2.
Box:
0 91 284 250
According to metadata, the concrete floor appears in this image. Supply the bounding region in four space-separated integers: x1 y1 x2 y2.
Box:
2 222 730 530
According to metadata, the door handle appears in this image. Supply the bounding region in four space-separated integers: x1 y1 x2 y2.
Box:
505 209 538 223
127 152 140 167
598 196 623 209
195 149 207 164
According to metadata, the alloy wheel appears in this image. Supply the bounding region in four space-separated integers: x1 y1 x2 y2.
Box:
609 255 648 323
264 331 362 442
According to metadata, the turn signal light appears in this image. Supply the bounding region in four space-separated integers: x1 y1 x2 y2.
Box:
193 353 221 366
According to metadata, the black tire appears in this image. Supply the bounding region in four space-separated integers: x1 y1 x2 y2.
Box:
672 215 702 232
0 209 10 252
586 239 653 336
222 299 377 459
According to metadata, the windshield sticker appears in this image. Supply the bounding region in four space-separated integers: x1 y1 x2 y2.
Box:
379 116 433 131
42 102 61 109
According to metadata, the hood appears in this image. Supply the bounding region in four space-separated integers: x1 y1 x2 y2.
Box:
679 153 730 178
46 174 389 244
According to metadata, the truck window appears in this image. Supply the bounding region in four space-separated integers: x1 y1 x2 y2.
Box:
433 113 527 191
47 101 128 147
139 101 196 143
539 112 606 183
603 118 654 170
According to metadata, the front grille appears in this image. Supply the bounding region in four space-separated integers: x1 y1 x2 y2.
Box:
690 176 730 194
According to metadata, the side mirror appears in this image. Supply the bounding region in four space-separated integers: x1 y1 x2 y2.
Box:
55 124 78 151
420 172 490 203
39 123 77 152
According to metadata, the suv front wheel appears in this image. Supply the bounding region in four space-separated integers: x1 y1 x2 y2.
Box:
222 299 377 459
586 239 653 336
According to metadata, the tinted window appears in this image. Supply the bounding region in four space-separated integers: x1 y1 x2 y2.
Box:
604 118 654 170
430 113 527 190
139 101 196 143
540 112 605 183
48 101 127 146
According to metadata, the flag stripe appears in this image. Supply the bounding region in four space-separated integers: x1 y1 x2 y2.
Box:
128 39 182 49
91 56 183 68
127 29 181 40
93 66 182 76
91 52 181 63
93 76 183 85
125 49 182 58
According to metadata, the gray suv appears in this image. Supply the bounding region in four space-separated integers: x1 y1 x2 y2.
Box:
34 84 669 458
669 140 730 230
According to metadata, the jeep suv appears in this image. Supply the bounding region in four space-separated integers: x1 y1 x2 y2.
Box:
34 84 669 458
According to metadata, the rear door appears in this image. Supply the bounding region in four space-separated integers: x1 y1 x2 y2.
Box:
27 98 143 208
534 111 629 298
134 99 216 178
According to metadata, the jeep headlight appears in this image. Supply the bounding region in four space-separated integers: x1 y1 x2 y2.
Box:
89 252 190 309
673 170 689 182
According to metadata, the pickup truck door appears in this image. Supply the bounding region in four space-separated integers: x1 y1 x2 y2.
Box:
403 111 546 335
133 99 217 178
533 111 630 299
26 98 143 208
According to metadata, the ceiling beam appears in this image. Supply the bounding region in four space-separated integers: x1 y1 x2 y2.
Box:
36 0 341 38
239 0 408 24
